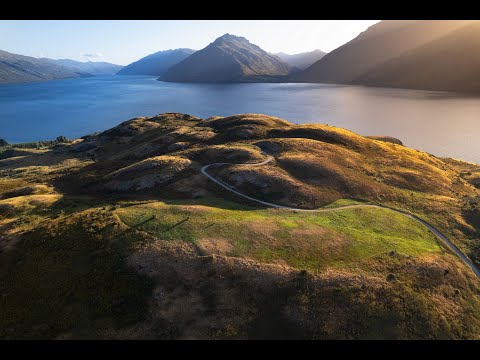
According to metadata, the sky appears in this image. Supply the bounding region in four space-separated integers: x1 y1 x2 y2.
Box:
0 20 380 65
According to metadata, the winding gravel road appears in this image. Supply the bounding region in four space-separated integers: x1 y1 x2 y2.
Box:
201 155 480 278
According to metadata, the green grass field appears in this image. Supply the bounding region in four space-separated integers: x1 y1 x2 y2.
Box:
116 198 441 272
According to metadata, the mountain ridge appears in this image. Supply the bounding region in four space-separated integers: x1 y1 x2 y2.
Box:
297 20 471 85
44 58 123 75
353 20 480 92
0 50 90 84
161 34 295 83
274 49 326 70
118 48 195 76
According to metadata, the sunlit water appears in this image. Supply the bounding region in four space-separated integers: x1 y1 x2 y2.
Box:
1 75 480 163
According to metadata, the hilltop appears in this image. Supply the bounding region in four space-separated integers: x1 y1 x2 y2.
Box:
1 113 480 339
161 34 295 83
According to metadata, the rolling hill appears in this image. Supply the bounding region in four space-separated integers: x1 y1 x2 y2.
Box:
117 49 195 76
0 50 89 84
161 34 295 83
1 112 480 339
274 49 326 70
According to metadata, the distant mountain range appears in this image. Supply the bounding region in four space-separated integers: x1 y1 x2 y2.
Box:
161 34 295 83
298 20 480 92
0 49 123 84
45 59 123 75
5 21 480 92
117 49 195 76
274 49 326 70
0 50 89 84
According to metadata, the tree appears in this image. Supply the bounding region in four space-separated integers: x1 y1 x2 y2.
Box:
0 139 8 146
56 136 69 143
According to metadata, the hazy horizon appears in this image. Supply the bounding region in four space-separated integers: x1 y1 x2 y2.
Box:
0 20 379 65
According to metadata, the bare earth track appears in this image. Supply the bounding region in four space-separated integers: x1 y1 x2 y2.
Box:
201 154 480 278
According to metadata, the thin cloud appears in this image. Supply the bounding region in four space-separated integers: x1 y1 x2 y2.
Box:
82 52 103 58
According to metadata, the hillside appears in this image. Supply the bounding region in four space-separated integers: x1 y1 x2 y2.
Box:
354 21 480 92
297 20 471 84
0 50 89 84
118 49 195 76
161 34 294 83
1 113 480 339
275 49 326 70
46 59 123 75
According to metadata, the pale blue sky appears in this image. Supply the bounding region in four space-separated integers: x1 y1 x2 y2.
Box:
0 20 380 65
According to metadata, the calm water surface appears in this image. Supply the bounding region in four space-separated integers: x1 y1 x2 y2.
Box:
1 75 480 163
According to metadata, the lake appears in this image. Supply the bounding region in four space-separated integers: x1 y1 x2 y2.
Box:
1 75 480 163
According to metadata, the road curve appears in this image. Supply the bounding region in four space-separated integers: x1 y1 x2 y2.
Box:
201 155 480 278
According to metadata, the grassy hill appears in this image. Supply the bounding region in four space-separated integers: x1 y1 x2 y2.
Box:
1 113 480 339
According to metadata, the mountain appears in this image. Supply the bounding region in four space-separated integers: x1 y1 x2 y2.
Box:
117 49 195 76
0 50 89 84
274 49 326 70
161 34 295 82
2 112 480 339
45 59 123 75
298 20 471 84
354 21 480 92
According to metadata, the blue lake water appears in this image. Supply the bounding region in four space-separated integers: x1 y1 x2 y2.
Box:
1 75 480 163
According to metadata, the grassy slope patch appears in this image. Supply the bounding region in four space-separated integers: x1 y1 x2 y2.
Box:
116 199 441 272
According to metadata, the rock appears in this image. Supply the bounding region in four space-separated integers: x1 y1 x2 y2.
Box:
386 273 396 282
56 136 69 143
167 142 188 152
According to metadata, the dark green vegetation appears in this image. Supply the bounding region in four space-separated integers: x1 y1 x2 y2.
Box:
298 20 480 92
161 34 295 83
0 136 71 160
2 113 480 339
118 49 195 76
365 136 403 146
